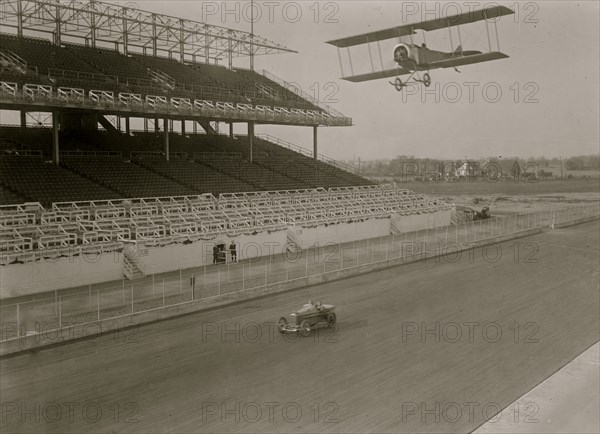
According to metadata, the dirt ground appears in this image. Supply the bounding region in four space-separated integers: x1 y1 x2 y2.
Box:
439 192 600 215
1 220 598 433
380 178 600 215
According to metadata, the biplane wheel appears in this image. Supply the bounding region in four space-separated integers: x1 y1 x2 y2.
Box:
423 73 431 87
299 320 311 337
326 313 337 328
393 77 404 92
278 317 287 334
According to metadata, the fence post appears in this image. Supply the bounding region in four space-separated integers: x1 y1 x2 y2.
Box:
264 260 268 286
192 273 196 301
218 266 221 295
371 238 374 263
455 224 458 245
305 246 309 276
131 284 134 314
152 274 155 298
16 303 21 338
244 262 247 290
179 269 182 294
58 297 62 328
385 236 388 261
97 290 100 321
203 265 207 295
162 280 166 306
89 284 92 312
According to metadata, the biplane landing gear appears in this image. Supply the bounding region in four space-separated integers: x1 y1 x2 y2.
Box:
389 77 404 92
423 73 431 87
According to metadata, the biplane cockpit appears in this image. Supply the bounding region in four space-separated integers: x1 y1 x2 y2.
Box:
326 5 515 92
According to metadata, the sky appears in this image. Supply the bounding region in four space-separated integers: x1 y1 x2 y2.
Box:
3 1 600 161
133 0 599 161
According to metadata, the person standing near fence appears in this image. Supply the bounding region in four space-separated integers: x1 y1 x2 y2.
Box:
213 244 219 264
230 241 237 262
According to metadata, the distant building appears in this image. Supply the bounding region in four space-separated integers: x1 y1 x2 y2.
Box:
454 161 482 178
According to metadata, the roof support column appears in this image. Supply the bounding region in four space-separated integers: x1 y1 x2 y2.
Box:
164 118 170 161
52 111 60 165
180 19 185 63
122 15 128 54
152 14 158 57
54 3 62 45
20 111 26 130
16 0 23 37
181 120 186 136
313 125 318 160
248 122 254 163
205 30 210 64
250 0 255 71
228 31 233 69
89 0 96 47
125 117 130 135
229 122 234 139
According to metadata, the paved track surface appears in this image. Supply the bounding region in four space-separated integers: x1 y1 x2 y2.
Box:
1 221 598 433
475 342 599 433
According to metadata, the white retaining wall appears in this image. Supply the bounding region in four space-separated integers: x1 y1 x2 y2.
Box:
0 211 451 299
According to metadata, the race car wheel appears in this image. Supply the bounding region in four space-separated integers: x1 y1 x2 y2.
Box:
299 320 311 337
278 317 287 334
326 313 337 328
423 73 431 87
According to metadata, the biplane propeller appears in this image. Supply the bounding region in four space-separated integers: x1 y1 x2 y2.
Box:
326 5 514 92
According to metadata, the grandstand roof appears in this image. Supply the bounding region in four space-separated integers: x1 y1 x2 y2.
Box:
0 0 296 63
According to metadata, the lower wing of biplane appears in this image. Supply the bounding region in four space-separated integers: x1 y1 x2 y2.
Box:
326 5 514 92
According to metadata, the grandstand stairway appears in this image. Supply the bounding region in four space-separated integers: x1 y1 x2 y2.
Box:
123 249 146 280
0 48 28 74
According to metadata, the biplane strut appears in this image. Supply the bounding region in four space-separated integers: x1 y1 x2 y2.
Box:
389 61 431 92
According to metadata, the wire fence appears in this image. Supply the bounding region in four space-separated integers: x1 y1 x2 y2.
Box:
1 204 598 343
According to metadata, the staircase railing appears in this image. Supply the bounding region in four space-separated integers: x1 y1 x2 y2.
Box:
0 49 28 74
255 133 363 175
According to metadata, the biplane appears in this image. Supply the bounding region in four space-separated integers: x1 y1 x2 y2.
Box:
326 6 514 92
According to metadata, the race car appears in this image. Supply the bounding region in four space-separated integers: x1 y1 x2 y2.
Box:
278 300 336 336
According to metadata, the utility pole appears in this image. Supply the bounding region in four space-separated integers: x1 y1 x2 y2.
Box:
250 0 255 70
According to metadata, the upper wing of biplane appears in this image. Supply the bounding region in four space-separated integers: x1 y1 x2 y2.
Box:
326 5 514 47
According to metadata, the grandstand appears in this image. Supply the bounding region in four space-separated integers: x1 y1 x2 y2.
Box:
0 0 452 328
0 185 452 267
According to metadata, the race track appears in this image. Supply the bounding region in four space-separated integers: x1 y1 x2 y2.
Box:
1 220 598 433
